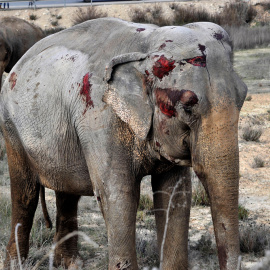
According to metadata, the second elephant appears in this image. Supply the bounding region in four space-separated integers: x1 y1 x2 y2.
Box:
0 17 44 87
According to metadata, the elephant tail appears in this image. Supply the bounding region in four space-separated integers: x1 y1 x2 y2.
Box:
40 185 53 230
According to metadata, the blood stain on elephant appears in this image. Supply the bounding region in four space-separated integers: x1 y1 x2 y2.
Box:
213 32 224 40
155 88 198 117
182 56 206 67
199 44 206 55
152 55 176 80
155 88 180 117
9 72 17 90
80 72 94 114
156 141 161 147
159 43 166 50
179 90 198 107
217 244 227 270
136 28 145 32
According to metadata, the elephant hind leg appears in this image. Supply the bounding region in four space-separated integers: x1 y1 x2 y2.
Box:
4 140 40 268
53 192 81 268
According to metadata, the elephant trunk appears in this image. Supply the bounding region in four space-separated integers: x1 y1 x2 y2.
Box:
192 105 240 270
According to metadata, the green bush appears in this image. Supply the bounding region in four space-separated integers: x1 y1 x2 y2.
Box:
245 95 252 101
238 204 249 220
192 182 210 207
138 194 154 212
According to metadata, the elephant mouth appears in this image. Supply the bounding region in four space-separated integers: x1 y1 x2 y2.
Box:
162 152 192 167
173 159 192 167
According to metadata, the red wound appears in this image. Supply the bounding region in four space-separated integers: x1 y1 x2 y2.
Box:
159 102 176 118
159 43 166 50
152 55 176 80
9 72 17 90
155 88 198 118
184 56 206 67
80 73 94 114
136 28 145 32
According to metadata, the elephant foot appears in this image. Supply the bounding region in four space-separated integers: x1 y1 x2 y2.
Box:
53 254 83 269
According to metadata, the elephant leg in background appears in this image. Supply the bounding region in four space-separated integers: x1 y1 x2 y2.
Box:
53 192 81 268
151 166 192 270
4 141 40 268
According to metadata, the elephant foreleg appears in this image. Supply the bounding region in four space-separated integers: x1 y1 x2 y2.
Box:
151 166 191 270
53 192 81 268
94 171 140 270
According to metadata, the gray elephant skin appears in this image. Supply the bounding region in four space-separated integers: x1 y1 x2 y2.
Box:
0 18 247 270
0 17 44 87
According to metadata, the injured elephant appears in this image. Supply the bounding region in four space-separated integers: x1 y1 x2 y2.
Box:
0 18 247 270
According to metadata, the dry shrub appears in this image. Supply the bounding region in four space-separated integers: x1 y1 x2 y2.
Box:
241 126 262 142
43 27 65 36
171 5 219 26
240 223 270 255
73 7 108 26
220 1 257 26
252 156 265 168
225 25 270 50
192 181 210 207
130 5 171 26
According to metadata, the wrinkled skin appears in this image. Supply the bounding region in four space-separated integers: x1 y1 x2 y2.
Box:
0 18 247 270
0 17 44 88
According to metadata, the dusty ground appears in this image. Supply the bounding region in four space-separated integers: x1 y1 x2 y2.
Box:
0 0 269 269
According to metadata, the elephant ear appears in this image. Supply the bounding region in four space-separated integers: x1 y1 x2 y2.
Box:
103 52 153 140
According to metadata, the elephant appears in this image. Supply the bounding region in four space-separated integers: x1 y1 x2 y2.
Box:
0 18 247 270
0 17 44 88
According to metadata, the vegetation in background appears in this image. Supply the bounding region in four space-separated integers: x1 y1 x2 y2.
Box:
29 14 37 21
241 126 263 142
129 1 270 50
252 156 265 168
51 20 59 27
192 181 210 207
238 204 249 220
194 234 215 256
72 7 108 26
43 27 65 36
240 223 270 255
245 95 252 101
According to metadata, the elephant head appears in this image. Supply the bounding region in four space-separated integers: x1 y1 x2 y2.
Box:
104 22 247 269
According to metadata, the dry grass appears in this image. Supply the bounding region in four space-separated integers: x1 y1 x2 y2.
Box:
241 126 263 142
72 7 108 26
129 2 270 50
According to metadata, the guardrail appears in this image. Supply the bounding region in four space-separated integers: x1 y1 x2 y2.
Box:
0 0 189 10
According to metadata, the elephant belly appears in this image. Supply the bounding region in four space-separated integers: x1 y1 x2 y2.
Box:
38 163 94 196
15 125 94 196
